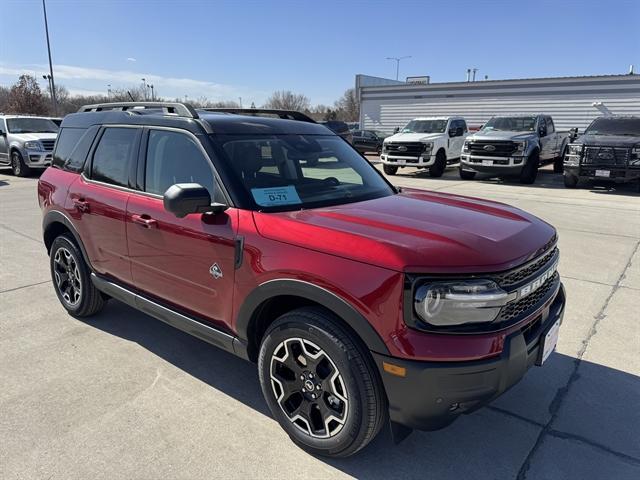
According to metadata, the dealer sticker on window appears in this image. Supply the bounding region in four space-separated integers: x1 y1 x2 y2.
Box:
251 186 302 207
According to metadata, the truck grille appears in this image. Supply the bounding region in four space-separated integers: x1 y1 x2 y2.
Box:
582 146 629 167
497 273 559 322
468 140 517 157
384 142 426 156
41 139 56 151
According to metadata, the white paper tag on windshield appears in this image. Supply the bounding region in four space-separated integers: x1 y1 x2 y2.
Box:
251 186 301 207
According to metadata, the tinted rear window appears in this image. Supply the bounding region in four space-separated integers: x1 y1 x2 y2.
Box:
52 128 87 170
91 128 138 187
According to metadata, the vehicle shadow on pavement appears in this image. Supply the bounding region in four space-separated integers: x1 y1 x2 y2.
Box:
82 299 640 478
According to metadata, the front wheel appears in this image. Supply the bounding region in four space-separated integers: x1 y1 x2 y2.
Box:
258 307 386 457
563 173 579 188
11 151 31 177
459 167 476 180
553 147 566 173
520 151 540 184
429 150 446 177
383 164 398 176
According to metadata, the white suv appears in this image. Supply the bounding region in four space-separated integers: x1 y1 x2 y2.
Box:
0 115 59 176
380 117 468 176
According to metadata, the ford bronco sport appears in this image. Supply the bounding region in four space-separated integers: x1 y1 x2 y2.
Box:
38 102 565 457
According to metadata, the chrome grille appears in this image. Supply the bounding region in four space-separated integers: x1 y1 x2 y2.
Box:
41 139 56 151
384 142 426 156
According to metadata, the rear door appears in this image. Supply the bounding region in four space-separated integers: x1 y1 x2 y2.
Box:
126 127 237 329
538 117 554 161
546 117 560 157
68 126 140 284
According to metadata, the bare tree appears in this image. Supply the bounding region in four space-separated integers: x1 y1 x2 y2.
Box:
6 75 50 115
0 85 10 112
263 90 310 111
334 88 359 122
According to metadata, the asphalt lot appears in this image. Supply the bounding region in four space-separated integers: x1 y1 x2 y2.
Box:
1 163 639 479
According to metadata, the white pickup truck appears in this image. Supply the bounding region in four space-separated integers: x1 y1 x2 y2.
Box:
380 116 468 177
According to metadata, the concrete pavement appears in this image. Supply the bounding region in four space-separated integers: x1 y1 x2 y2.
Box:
0 165 638 479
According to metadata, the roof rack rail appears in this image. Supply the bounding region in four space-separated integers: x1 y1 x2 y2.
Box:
78 102 199 119
201 108 316 123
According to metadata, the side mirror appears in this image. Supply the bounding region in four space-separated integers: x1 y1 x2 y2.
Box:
0 130 5 136
393 127 400 134
569 127 579 142
538 127 547 137
448 128 457 137
163 183 227 218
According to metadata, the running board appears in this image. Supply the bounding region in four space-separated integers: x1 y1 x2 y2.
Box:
90 273 250 360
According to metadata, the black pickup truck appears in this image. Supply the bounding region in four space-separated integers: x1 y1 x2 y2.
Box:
563 116 640 189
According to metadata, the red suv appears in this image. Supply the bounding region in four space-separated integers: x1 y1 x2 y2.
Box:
38 102 565 457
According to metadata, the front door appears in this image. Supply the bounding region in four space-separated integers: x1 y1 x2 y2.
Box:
126 128 237 329
538 117 555 161
0 119 8 164
67 126 140 284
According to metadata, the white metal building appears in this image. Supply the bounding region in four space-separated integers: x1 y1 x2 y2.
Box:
356 74 640 133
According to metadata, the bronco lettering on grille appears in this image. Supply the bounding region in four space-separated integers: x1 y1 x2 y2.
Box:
518 260 559 298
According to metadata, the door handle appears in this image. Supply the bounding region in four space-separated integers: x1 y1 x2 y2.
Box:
72 198 90 213
131 214 157 229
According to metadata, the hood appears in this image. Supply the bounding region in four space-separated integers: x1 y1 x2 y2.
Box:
10 132 58 142
252 189 556 273
468 130 536 142
574 134 640 148
385 132 444 143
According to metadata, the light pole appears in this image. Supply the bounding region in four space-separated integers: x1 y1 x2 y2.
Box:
42 0 57 115
386 56 411 81
107 84 112 100
42 74 53 103
141 78 146 100
238 97 242 108
149 84 154 101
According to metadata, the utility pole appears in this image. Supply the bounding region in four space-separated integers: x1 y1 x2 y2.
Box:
149 84 154 101
42 0 57 115
42 74 53 102
472 68 478 82
386 56 411 81
141 78 146 100
107 84 112 100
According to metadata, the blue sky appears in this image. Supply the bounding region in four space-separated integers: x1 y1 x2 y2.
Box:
1 0 639 106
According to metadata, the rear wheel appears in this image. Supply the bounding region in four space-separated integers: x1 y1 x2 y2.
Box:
429 150 447 177
258 307 386 457
459 167 476 180
11 151 31 177
50 234 106 317
520 151 540 184
383 164 398 176
563 173 579 188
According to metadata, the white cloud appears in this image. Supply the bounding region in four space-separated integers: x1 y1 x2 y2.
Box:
126 57 137 62
0 62 266 104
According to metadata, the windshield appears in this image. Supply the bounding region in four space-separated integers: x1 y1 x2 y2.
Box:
211 134 394 211
482 116 537 132
584 117 640 136
401 120 447 134
374 131 389 138
6 118 59 134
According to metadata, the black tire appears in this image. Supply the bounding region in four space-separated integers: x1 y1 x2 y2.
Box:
459 167 476 180
553 147 565 174
383 164 398 176
520 150 540 184
11 151 31 177
258 307 387 458
429 150 447 177
50 234 106 317
563 173 579 188
376 146 382 156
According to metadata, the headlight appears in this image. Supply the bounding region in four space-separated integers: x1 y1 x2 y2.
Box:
567 144 583 156
514 141 527 155
462 141 470 153
24 141 43 151
422 142 433 153
414 279 509 326
632 146 640 158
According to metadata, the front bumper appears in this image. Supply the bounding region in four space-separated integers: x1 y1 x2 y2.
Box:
460 154 526 174
22 148 52 169
565 165 640 183
381 153 435 167
373 283 565 431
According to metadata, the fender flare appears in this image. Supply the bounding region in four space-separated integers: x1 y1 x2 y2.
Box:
236 279 390 355
42 210 93 270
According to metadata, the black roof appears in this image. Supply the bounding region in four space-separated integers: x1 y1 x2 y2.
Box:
67 102 334 136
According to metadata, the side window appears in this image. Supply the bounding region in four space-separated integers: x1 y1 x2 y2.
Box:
353 130 362 136
538 117 547 134
52 127 87 169
145 129 214 196
459 120 468 132
546 117 555 134
91 128 138 187
0 118 6 133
